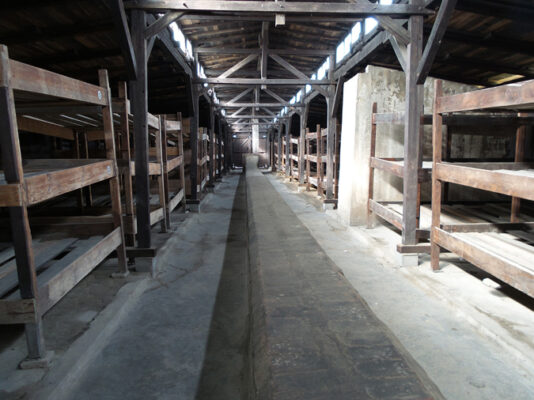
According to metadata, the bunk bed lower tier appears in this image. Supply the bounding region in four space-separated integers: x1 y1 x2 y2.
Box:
371 201 534 254
0 159 115 207
433 226 534 297
0 228 122 325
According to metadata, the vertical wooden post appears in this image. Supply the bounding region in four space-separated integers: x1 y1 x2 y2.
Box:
160 115 171 226
99 69 128 276
511 119 527 222
131 9 151 247
208 103 215 185
325 94 336 200
431 79 443 271
0 45 45 361
156 116 168 232
402 0 424 246
305 128 311 191
189 83 199 205
278 122 283 171
285 120 291 176
317 124 323 197
74 131 84 210
118 82 135 246
176 112 186 209
299 106 308 185
367 102 378 228
81 131 93 207
217 115 223 177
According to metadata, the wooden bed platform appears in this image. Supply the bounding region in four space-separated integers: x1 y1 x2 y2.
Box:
431 79 534 298
0 45 127 365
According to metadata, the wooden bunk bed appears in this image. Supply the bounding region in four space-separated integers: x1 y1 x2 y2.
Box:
15 81 173 249
304 125 340 203
198 127 209 193
161 114 186 224
431 79 534 298
367 101 531 254
0 45 127 365
289 136 299 181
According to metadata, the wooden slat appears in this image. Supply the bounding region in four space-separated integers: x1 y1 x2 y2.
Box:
147 112 159 129
24 160 116 205
433 228 534 297
37 230 120 315
437 79 534 113
17 115 75 140
369 199 403 230
166 155 183 172
9 60 107 105
0 183 23 207
0 299 37 324
435 163 534 202
165 120 181 132
168 188 185 213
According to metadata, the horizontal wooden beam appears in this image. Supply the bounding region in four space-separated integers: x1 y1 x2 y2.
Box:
195 48 332 56
126 1 432 16
198 78 332 85
221 102 290 107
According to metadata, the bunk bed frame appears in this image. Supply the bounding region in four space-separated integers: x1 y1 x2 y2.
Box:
367 100 532 255
161 113 186 222
304 124 340 203
0 45 127 365
431 79 534 298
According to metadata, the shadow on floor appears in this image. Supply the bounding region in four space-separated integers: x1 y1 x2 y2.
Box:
195 174 251 400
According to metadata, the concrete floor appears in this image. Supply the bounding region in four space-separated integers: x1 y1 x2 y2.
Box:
268 173 534 400
65 173 250 400
2 168 533 399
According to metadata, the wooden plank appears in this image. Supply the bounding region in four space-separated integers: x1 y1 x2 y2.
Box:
0 299 37 324
126 1 433 16
168 188 185 213
24 160 115 205
0 183 23 207
369 199 403 230
437 79 534 113
396 243 431 254
435 163 534 202
37 232 119 315
367 103 377 227
0 237 77 297
433 228 534 297
17 115 75 140
442 222 534 233
8 60 107 105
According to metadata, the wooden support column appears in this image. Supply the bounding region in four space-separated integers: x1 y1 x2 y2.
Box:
298 105 308 185
208 102 215 185
511 119 528 222
278 121 284 171
0 45 45 361
325 92 336 200
402 0 424 246
161 115 171 226
131 9 151 247
189 81 200 205
217 115 223 177
285 120 291 176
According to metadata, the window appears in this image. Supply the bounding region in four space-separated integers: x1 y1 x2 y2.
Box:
351 23 361 44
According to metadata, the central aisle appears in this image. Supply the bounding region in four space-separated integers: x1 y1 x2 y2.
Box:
245 156 442 400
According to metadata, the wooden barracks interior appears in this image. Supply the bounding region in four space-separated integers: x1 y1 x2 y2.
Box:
0 1 534 399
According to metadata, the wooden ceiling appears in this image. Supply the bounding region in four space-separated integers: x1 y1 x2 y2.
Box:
0 1 533 124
